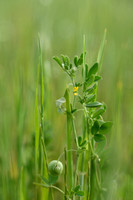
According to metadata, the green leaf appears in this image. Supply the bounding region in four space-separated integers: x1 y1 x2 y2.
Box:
97 29 107 65
74 56 78 67
85 84 96 94
40 174 58 185
70 63 72 69
75 82 82 87
88 63 98 78
86 75 95 87
98 120 105 126
75 191 84 197
40 176 50 185
65 56 70 66
48 174 58 185
78 136 82 146
91 120 99 135
71 109 77 113
85 64 88 78
78 136 87 147
77 53 83 65
86 94 96 103
73 185 80 192
96 139 106 154
94 75 102 82
80 140 87 147
99 121 113 134
94 134 105 142
86 101 103 108
61 54 66 64
53 56 62 67
93 107 105 118
61 55 70 70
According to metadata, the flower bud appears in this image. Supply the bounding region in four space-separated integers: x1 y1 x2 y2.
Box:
48 160 63 176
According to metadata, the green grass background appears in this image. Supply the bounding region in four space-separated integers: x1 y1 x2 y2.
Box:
0 0 133 199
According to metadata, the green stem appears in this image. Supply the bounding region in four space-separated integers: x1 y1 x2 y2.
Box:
74 153 79 187
41 137 48 171
72 91 79 149
64 88 73 191
94 159 104 200
38 35 49 200
87 161 91 200
72 117 79 149
89 141 100 161
33 183 65 195
64 147 67 200
80 36 87 198
83 34 86 90
57 149 84 162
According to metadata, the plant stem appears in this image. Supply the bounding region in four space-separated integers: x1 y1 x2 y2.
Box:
94 160 101 191
64 88 74 191
80 36 86 198
38 36 49 200
82 34 86 90
74 153 79 187
87 161 91 200
64 147 67 200
72 117 79 149
41 137 48 171
33 183 65 195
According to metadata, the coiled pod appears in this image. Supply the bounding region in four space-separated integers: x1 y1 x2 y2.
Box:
48 160 63 176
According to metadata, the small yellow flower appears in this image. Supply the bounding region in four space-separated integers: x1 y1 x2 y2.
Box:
74 86 79 96
74 86 79 92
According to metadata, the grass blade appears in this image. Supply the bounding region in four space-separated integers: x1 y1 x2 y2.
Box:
97 29 107 72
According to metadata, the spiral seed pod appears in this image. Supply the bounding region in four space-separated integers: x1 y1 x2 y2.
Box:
48 160 63 176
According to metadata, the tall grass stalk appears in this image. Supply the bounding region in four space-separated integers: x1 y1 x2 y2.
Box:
35 37 49 199
20 167 24 200
79 35 86 195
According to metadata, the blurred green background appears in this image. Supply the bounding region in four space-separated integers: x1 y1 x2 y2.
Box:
0 0 133 199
